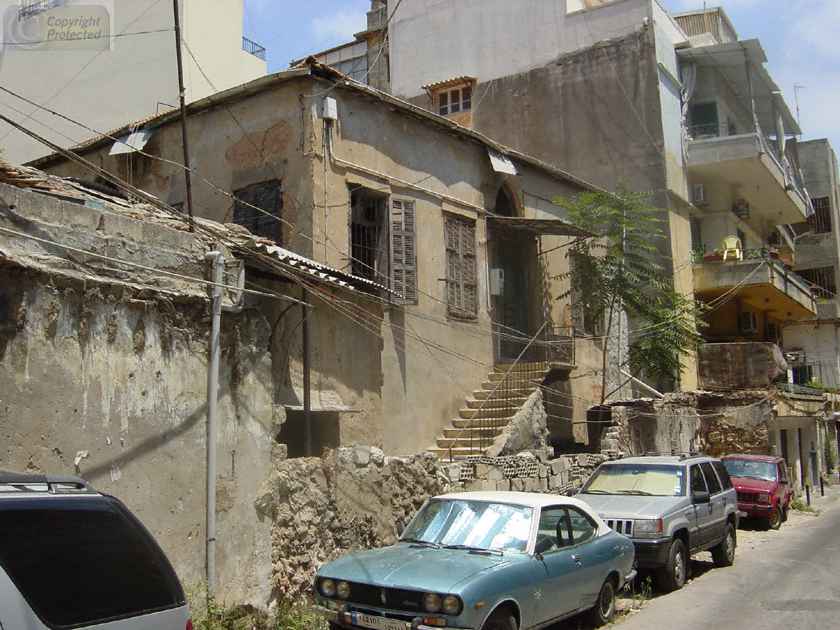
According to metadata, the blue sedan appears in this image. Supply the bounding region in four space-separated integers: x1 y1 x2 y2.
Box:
313 491 636 630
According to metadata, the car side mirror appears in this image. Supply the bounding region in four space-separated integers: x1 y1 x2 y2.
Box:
780 478 789 485
693 491 710 504
535 536 554 557
396 521 406 536
566 488 579 496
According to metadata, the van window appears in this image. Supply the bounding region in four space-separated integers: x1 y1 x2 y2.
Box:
0 496 184 628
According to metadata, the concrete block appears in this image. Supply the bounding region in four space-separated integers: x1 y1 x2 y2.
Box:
576 454 590 466
539 477 548 492
487 465 505 481
474 463 489 479
551 458 571 474
496 480 511 492
353 445 371 466
511 478 525 492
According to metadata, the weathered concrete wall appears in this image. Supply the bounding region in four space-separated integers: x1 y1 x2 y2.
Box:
608 390 775 457
0 183 276 606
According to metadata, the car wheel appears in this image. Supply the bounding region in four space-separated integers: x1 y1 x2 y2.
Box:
655 538 687 592
711 522 736 567
588 578 616 627
767 505 782 530
482 608 518 630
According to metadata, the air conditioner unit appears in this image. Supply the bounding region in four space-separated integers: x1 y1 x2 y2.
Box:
738 311 758 334
692 183 708 206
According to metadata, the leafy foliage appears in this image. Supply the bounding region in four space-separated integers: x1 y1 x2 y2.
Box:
554 184 705 394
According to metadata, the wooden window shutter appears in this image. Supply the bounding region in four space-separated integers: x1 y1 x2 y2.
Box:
444 214 477 319
391 199 417 302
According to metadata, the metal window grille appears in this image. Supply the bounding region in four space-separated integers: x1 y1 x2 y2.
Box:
796 266 836 299
350 192 388 286
233 180 282 244
444 214 477 319
808 197 831 234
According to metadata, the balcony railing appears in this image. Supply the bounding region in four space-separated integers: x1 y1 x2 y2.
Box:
687 117 808 207
242 36 266 61
693 248 816 295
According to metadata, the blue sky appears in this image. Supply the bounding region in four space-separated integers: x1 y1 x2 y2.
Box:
243 0 840 155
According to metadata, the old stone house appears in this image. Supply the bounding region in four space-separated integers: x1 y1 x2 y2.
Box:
314 0 836 485
6 60 612 603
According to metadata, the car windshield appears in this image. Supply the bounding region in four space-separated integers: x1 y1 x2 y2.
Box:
582 463 686 497
723 458 777 481
400 499 533 552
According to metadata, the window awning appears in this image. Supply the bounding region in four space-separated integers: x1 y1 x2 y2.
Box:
109 129 153 155
243 240 402 296
486 216 595 237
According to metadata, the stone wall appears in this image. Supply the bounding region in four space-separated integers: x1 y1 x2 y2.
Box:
255 446 607 604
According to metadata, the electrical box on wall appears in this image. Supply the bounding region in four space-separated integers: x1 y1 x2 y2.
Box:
322 97 338 120
489 268 505 296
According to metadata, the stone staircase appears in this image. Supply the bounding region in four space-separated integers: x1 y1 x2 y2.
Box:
430 362 552 461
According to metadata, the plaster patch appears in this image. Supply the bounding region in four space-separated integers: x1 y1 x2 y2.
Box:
225 121 293 168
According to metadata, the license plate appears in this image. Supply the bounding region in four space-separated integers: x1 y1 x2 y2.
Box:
350 612 406 630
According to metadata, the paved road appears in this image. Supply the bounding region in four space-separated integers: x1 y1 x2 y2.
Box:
612 486 840 629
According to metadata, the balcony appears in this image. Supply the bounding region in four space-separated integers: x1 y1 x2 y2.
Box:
242 36 266 61
693 251 817 321
685 123 809 227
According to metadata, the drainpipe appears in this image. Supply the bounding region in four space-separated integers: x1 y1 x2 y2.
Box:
204 251 245 599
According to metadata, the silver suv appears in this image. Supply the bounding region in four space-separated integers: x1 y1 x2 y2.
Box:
575 454 738 592
0 471 192 630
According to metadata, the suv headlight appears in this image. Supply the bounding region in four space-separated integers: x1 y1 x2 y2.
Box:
633 519 664 537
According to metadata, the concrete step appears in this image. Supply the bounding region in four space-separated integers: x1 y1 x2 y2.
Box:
443 427 501 439
474 387 534 399
436 436 495 449
459 407 516 420
451 418 510 430
465 397 524 410
429 447 484 460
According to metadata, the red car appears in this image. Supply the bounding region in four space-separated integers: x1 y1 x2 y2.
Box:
721 454 791 530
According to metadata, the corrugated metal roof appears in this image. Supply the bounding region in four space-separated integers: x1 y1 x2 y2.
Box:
421 76 476 91
243 239 399 296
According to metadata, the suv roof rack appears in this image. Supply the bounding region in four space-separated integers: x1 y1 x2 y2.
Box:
616 452 708 460
0 471 96 494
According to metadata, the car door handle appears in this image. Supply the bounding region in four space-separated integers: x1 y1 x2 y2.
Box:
571 554 581 563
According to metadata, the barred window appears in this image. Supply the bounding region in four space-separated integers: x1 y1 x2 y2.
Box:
444 214 477 319
809 197 831 234
233 180 282 244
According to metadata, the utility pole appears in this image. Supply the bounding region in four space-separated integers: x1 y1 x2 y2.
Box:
172 0 195 232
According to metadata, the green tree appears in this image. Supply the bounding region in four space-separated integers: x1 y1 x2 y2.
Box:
555 184 705 403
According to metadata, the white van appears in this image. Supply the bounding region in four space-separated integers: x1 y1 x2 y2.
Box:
0 471 192 630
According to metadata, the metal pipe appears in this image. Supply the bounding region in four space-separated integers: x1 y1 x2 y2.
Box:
204 251 224 599
303 287 312 456
203 251 246 599
173 0 195 231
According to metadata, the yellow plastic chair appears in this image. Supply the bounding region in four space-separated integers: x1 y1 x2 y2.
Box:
722 235 742 261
